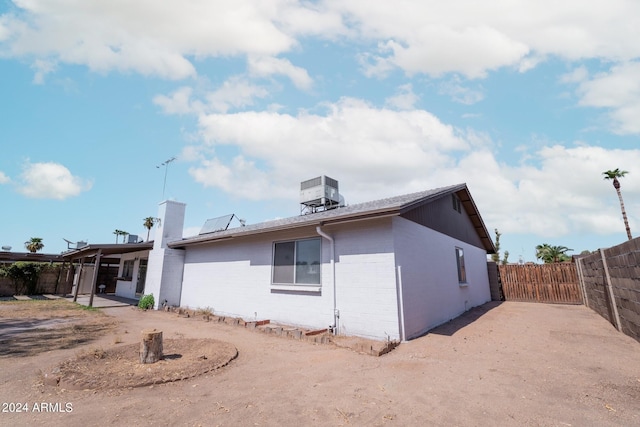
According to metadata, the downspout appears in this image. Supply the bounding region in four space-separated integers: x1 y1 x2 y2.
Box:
397 265 406 342
316 226 338 334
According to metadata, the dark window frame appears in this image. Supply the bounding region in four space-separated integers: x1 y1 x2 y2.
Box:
455 247 467 284
121 259 135 281
272 237 322 285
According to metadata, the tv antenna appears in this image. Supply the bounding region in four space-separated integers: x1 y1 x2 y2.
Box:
156 157 176 199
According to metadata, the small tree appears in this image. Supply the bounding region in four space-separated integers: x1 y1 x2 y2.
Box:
1 262 46 294
491 228 501 263
502 250 510 265
24 237 44 253
492 228 510 264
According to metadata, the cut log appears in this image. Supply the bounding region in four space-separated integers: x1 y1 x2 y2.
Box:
140 329 163 364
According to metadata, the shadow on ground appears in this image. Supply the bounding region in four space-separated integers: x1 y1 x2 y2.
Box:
0 318 115 358
428 301 503 337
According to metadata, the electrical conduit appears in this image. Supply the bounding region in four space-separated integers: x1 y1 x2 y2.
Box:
316 226 337 334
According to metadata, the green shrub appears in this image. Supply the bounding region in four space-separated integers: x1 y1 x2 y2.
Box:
138 294 155 310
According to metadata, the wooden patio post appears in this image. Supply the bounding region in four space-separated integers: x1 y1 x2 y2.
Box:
88 249 102 308
72 258 84 302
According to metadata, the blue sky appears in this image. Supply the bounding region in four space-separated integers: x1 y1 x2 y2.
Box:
1 0 639 262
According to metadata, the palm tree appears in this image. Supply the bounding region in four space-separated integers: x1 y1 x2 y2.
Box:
143 217 160 241
536 243 572 263
24 237 44 253
113 229 129 244
603 168 632 240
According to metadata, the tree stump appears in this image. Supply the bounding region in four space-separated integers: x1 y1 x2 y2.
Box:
140 329 163 364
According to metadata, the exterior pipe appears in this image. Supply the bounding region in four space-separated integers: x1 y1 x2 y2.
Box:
397 265 407 342
316 226 337 334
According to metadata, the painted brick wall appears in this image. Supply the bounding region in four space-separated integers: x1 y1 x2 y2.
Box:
180 231 336 330
329 219 400 340
179 221 402 340
392 216 491 340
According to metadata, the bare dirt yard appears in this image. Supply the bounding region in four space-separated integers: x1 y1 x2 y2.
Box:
1 299 639 426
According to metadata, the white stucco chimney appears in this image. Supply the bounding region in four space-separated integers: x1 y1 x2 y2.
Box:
146 200 187 309
154 200 186 250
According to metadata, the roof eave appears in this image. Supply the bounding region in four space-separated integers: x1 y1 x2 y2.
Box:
168 209 403 249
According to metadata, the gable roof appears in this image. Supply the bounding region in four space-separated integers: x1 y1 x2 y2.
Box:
169 183 496 253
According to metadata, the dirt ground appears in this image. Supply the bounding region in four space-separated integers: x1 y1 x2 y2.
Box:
1 300 639 426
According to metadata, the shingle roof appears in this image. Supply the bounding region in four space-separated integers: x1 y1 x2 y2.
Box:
168 183 494 253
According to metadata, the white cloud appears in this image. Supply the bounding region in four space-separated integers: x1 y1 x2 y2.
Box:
17 161 92 200
572 62 640 134
205 77 270 113
189 98 468 200
2 0 640 84
438 77 484 105
179 98 640 237
336 1 640 78
248 56 313 90
385 84 419 110
0 171 10 184
30 58 56 84
153 86 201 115
154 77 270 115
1 0 303 80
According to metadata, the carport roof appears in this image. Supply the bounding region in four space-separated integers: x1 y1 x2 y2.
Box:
0 251 66 263
60 242 154 262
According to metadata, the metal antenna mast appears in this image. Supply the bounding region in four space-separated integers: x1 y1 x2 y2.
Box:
156 157 176 199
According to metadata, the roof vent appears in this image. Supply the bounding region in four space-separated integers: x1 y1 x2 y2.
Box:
300 176 343 214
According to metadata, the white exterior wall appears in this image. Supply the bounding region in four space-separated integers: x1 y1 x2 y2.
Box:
179 220 401 340
180 232 336 330
114 250 149 299
392 216 491 340
72 265 94 295
330 220 401 340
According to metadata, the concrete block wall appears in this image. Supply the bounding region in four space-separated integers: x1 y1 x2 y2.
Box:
393 217 491 340
0 264 72 296
179 222 402 341
577 237 640 343
576 255 612 323
329 219 400 340
179 229 336 333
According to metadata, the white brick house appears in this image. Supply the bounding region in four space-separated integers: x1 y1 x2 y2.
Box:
145 184 495 341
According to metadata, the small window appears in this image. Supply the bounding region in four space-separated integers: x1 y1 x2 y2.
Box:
273 238 321 285
122 259 135 281
452 194 462 213
455 247 466 283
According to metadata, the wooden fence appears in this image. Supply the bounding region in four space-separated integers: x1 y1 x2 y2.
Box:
498 263 582 304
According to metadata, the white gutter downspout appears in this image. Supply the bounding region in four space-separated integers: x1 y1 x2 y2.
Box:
316 226 338 334
397 265 407 342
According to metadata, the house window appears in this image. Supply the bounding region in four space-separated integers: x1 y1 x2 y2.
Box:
452 194 462 213
273 238 321 285
122 259 135 281
455 247 467 283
